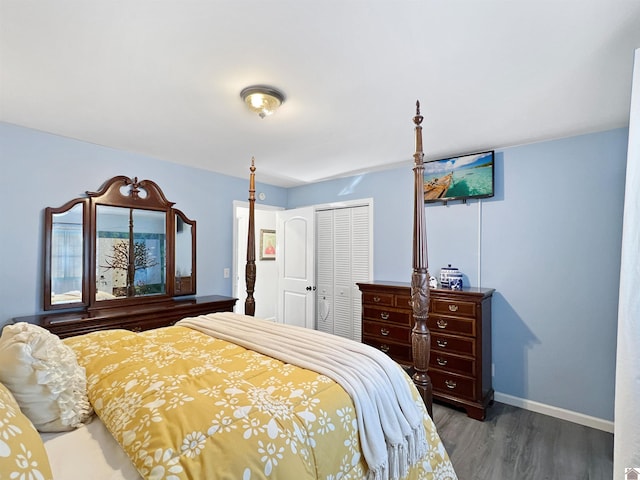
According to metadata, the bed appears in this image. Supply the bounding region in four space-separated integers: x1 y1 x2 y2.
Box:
0 103 455 480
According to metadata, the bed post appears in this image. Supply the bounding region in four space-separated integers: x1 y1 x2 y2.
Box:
245 158 256 316
411 101 433 417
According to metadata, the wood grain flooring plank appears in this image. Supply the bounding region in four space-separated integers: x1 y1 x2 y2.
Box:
432 401 613 480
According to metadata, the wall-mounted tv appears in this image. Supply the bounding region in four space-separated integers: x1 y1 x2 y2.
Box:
423 150 495 203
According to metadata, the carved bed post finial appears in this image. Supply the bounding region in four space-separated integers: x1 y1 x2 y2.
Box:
411 101 433 416
245 158 257 316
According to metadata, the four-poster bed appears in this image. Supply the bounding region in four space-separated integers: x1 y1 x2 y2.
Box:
242 102 433 414
1 104 454 479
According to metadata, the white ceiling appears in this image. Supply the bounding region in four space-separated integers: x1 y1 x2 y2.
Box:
2 1 639 187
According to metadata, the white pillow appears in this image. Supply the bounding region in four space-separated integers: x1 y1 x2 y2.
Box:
0 322 93 432
0 381 54 479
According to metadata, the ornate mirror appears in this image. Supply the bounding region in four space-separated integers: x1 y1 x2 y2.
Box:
44 199 89 310
95 206 167 301
174 210 195 294
44 176 196 311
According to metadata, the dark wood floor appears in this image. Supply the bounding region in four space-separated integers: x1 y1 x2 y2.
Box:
432 401 614 480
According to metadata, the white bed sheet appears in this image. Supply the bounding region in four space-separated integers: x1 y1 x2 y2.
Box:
41 416 140 480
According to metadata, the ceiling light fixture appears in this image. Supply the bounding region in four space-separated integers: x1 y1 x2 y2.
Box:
240 85 285 118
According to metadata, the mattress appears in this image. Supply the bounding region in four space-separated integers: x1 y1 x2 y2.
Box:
41 416 140 480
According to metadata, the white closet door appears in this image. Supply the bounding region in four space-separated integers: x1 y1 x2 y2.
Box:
333 208 353 339
350 205 370 342
315 210 334 334
315 205 371 341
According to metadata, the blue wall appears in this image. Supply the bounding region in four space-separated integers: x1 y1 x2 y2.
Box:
0 122 627 421
288 128 628 422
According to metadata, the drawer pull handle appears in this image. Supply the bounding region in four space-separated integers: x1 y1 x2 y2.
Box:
436 357 448 366
445 380 457 389
380 312 389 320
373 296 381 303
436 319 448 329
448 304 458 312
380 328 389 336
436 339 448 348
380 344 390 353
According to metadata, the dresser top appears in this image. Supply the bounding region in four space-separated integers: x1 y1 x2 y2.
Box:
357 281 495 297
13 295 237 325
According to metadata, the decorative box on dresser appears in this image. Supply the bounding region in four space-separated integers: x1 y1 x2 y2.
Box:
357 281 494 420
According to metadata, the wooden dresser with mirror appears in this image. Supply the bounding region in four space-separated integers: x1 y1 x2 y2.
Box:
13 175 236 337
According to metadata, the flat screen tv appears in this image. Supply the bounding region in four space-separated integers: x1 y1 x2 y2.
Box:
423 150 494 203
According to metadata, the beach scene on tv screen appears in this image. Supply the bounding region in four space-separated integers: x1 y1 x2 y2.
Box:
423 151 493 201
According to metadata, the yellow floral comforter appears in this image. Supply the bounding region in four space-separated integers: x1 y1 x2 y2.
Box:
65 326 456 480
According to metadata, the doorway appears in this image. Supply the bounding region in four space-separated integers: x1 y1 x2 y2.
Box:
232 201 282 321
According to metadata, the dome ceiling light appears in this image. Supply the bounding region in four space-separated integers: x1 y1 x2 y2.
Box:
240 85 286 118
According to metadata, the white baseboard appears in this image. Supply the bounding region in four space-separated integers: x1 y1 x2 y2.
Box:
494 392 614 433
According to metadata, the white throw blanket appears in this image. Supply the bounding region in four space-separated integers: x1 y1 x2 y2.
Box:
177 312 427 480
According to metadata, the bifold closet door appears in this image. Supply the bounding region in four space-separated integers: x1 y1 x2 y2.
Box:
349 205 370 341
316 206 370 341
316 210 334 335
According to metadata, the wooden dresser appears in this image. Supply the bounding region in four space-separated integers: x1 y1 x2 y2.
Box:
357 281 494 420
12 295 237 339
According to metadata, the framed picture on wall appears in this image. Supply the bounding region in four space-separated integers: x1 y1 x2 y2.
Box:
259 229 276 260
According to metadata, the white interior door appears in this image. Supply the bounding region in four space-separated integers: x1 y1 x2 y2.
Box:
276 206 315 328
613 47 640 479
316 210 334 334
315 204 371 341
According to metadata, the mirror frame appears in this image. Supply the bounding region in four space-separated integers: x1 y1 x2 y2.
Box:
174 208 197 295
44 176 197 311
44 198 90 311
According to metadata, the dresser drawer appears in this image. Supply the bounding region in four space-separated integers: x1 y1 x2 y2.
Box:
430 351 475 376
362 292 394 307
363 336 412 364
363 320 410 343
431 298 476 319
428 314 476 337
363 306 411 326
396 294 412 309
430 370 476 400
432 333 476 357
